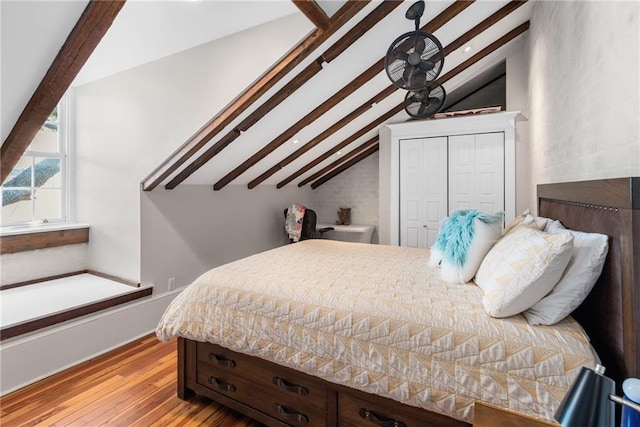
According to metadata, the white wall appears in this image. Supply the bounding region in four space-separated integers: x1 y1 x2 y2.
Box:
312 152 379 242
528 1 640 209
74 14 311 283
141 184 313 292
505 36 531 214
0 244 87 285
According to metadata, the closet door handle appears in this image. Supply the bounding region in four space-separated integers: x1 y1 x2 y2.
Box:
272 376 309 395
208 377 236 392
273 404 308 424
208 353 236 368
358 408 406 427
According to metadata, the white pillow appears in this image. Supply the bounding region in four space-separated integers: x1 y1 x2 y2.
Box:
502 209 530 235
475 226 574 318
503 212 549 235
440 217 502 283
427 210 503 283
524 221 608 325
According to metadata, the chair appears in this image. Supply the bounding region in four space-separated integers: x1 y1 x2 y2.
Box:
284 208 334 242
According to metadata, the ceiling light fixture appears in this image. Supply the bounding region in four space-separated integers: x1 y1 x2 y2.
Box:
462 45 472 53
292 139 299 144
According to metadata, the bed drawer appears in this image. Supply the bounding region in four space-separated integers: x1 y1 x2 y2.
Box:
338 390 466 427
196 342 328 407
197 363 326 427
196 342 330 426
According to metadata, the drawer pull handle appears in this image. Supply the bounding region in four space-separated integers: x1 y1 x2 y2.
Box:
208 377 236 392
273 404 308 425
358 408 406 427
272 376 309 395
208 353 236 368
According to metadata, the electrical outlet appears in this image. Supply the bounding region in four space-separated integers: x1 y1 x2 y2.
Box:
168 277 176 290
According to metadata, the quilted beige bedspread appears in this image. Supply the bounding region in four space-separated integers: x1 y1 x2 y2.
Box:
156 240 595 423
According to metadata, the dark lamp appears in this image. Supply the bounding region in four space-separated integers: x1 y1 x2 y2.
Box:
555 364 640 427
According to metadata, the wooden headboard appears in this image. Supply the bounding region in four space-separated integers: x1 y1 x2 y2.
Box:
537 177 639 387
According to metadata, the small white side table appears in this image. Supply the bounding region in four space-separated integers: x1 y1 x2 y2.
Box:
316 223 376 244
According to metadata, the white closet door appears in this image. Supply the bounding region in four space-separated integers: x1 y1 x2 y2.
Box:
448 132 504 215
400 137 447 248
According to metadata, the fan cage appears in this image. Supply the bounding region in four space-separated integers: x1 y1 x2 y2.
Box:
404 84 446 119
384 30 444 91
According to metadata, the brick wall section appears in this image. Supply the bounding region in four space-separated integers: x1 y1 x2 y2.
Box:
528 1 639 209
313 152 379 242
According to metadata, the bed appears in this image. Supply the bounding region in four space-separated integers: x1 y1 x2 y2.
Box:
156 177 639 426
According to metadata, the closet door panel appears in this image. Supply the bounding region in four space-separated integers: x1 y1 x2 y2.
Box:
476 132 505 214
423 139 448 247
400 137 447 248
448 135 476 212
449 133 504 215
400 139 423 248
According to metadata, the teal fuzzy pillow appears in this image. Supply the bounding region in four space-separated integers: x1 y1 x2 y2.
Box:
429 210 503 283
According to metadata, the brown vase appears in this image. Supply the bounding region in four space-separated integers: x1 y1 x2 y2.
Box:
336 207 351 225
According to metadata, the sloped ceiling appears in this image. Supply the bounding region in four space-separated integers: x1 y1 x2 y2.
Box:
0 0 89 143
143 0 533 191
72 1 301 86
2 0 533 191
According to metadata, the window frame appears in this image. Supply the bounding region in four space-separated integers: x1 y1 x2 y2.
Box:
1 93 72 227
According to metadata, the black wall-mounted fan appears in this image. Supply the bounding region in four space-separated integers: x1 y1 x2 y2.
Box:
384 1 444 91
404 83 446 118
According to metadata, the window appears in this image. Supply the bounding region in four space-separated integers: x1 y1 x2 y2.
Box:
1 95 70 226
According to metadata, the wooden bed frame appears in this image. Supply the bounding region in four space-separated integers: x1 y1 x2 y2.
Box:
176 177 639 426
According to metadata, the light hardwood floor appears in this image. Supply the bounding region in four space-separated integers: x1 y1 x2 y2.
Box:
0 334 265 426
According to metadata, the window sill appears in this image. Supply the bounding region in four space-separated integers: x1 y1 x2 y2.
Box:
0 223 90 255
0 222 90 237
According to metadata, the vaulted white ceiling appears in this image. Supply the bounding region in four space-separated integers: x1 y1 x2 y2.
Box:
2 0 534 191
158 0 533 188
1 0 89 142
0 0 301 142
72 0 301 86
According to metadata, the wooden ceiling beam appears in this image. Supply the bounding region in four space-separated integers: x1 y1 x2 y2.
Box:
214 0 474 191
293 0 332 31
235 60 324 132
1 0 126 184
141 1 368 191
311 143 380 189
164 61 324 190
277 104 404 188
298 136 378 187
213 60 383 190
267 1 526 188
321 1 403 63
159 0 402 191
440 21 530 86
293 20 530 189
441 0 528 57
247 85 396 189
165 130 241 190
